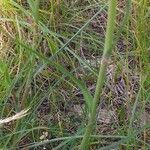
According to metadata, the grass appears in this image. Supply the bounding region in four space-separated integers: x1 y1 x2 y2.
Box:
80 1 117 149
0 0 150 149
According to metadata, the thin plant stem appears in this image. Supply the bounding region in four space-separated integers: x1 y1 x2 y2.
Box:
79 0 117 149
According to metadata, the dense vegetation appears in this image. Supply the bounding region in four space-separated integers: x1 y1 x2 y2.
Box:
0 0 150 149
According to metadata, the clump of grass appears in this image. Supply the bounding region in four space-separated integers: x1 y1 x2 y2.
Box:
0 0 150 149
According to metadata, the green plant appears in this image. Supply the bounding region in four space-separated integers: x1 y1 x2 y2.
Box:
0 0 149 149
80 0 117 149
